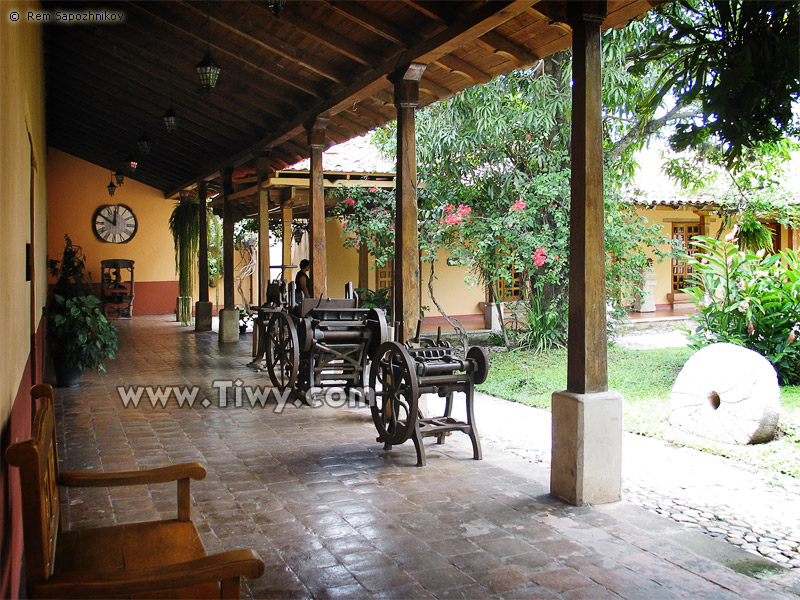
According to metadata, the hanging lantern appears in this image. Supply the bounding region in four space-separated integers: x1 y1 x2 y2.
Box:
195 6 221 93
114 169 125 186
266 0 287 17
137 133 153 155
195 50 222 93
124 155 138 174
107 178 117 197
163 104 179 133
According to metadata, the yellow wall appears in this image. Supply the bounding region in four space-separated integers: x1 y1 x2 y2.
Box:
0 2 47 427
324 219 483 315
47 149 177 285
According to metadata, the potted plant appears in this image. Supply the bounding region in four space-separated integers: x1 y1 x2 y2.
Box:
168 195 201 325
237 305 252 333
48 235 118 387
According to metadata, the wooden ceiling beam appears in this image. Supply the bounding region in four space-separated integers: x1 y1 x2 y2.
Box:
260 4 378 68
323 1 417 47
402 1 453 25
124 1 328 101
178 0 349 86
47 33 278 139
434 53 492 85
419 76 453 101
167 1 541 197
45 94 202 176
478 30 541 68
45 62 239 156
104 19 304 113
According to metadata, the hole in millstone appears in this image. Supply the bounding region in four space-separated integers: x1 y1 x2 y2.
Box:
708 390 721 410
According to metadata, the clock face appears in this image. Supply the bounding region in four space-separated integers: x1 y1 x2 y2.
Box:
93 204 138 244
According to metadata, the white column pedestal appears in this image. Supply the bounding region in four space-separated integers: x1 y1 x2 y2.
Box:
218 308 240 343
551 389 623 505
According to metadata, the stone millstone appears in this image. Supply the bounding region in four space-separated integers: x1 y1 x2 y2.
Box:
670 343 780 445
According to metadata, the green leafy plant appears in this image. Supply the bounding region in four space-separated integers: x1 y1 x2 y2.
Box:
47 235 117 373
168 196 201 324
49 295 118 372
684 235 800 384
355 286 391 311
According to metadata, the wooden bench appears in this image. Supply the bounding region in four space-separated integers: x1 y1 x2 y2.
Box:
5 384 265 599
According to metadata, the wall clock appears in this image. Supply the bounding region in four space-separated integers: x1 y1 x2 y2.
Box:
92 204 138 244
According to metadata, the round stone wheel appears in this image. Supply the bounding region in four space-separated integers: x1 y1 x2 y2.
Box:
670 343 780 445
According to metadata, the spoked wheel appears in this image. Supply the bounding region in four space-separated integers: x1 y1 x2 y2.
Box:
266 312 299 390
368 341 419 446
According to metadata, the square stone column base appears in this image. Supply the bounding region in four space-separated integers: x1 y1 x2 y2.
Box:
195 301 213 332
550 389 623 506
218 308 240 343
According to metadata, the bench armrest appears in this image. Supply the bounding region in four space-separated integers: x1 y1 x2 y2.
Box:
30 549 265 599
59 462 207 487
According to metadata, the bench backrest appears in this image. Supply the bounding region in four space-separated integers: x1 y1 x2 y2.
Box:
4 384 61 587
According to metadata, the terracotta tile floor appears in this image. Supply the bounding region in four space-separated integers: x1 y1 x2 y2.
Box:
51 316 791 599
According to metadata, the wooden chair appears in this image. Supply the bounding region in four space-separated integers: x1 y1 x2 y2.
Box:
5 384 265 599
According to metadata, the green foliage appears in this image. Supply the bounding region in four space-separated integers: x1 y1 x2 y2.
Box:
683 235 800 384
355 287 392 311
207 214 223 285
329 186 395 267
631 0 800 166
47 236 117 372
49 295 118 372
168 196 201 324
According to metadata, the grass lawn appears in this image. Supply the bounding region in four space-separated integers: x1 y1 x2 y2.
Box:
478 345 800 478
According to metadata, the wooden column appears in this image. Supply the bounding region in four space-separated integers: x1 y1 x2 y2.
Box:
391 63 426 341
790 227 799 252
551 1 621 507
358 246 369 291
222 166 235 310
567 2 607 395
306 117 329 297
197 181 209 302
281 198 293 267
256 149 271 305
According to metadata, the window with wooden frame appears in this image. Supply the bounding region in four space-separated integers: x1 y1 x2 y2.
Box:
375 263 392 290
671 223 700 292
493 268 524 301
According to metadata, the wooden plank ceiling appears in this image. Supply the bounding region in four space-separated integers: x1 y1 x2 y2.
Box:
44 0 657 207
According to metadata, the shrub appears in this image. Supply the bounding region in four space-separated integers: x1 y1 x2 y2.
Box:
684 235 800 384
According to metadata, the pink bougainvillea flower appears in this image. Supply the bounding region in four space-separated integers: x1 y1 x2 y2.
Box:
369 187 378 193
457 204 471 216
789 330 796 344
510 199 526 212
443 203 456 213
532 248 547 267
381 210 388 215
342 220 348 228
389 225 394 231
444 214 463 225
526 133 531 139
533 248 547 267
345 197 355 206
439 218 445 224
372 208 378 213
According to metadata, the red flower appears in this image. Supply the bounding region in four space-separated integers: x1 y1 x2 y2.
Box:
457 204 471 216
372 208 378 213
444 214 462 225
510 199 526 212
790 330 796 344
345 197 355 206
532 248 547 267
389 225 394 231
381 210 388 215
444 203 455 213
369 187 378 193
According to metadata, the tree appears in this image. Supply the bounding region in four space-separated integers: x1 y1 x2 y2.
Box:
631 0 800 167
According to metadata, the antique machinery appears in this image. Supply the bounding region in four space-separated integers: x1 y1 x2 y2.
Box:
368 326 489 466
259 285 388 401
